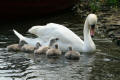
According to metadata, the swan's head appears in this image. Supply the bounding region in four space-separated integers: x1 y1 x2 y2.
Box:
87 14 97 37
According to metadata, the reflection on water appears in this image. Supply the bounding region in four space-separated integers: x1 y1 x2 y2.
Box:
0 12 120 80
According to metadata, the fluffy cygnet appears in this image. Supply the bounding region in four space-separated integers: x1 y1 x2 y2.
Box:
46 44 61 58
7 40 26 52
20 40 35 53
65 46 80 60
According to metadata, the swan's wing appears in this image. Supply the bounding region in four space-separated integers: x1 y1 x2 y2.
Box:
28 23 84 52
28 23 83 44
28 23 63 37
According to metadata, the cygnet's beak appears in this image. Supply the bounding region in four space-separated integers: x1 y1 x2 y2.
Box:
90 24 95 37
56 38 59 41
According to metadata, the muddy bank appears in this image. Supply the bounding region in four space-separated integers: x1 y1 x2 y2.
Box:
97 10 120 46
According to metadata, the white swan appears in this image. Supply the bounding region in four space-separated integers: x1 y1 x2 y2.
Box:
13 14 97 52
28 14 97 52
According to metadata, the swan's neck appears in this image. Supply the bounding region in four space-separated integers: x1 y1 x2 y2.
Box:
83 19 96 52
84 19 91 42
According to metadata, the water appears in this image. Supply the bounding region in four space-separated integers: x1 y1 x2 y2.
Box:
0 12 120 80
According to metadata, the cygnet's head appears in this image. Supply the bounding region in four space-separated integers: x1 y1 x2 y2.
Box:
87 14 97 37
35 42 41 49
54 44 59 49
51 38 59 42
68 46 72 51
18 40 27 47
49 38 59 46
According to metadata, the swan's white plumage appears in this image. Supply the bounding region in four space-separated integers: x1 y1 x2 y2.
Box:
28 23 84 52
14 14 97 52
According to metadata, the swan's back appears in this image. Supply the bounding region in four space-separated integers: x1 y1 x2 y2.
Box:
28 23 84 52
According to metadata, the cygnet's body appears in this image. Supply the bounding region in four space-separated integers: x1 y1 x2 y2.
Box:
65 46 80 60
34 46 49 54
7 40 26 52
7 44 21 52
34 38 59 54
20 40 35 53
46 44 61 58
21 45 35 53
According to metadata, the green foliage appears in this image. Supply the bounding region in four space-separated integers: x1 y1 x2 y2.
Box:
89 0 101 12
106 0 118 7
88 0 119 12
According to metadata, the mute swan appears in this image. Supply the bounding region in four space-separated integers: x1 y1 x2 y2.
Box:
46 43 61 58
7 41 24 52
13 14 97 52
28 14 97 52
65 46 80 60
34 38 59 54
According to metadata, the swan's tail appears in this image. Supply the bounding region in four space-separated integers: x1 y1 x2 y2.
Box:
13 29 25 41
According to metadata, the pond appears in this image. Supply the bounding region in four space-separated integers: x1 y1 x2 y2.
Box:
0 12 120 80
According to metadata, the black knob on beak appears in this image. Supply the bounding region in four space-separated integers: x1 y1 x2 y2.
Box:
91 35 94 38
91 24 95 29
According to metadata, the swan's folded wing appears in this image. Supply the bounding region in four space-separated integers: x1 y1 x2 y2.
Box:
28 23 62 37
28 23 84 46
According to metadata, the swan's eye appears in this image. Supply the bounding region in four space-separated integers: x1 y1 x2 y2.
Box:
91 24 95 29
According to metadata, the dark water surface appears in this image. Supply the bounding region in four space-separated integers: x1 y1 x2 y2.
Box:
0 12 120 80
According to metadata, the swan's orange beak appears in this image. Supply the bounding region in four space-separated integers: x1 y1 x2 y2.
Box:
90 25 95 37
